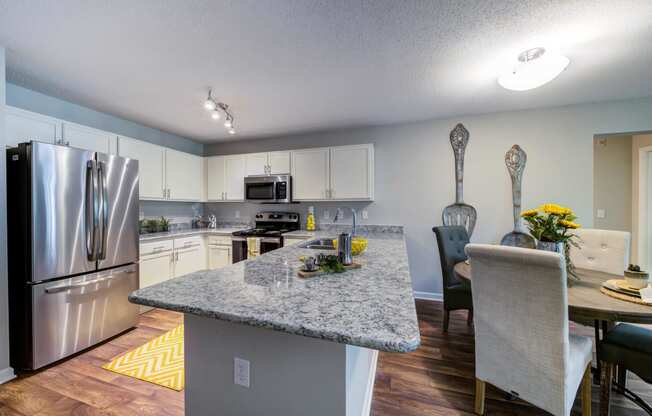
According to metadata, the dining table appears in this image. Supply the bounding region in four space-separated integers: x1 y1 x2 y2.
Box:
453 262 652 325
454 261 652 412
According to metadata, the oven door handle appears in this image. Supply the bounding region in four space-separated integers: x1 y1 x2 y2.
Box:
260 237 282 244
232 236 247 242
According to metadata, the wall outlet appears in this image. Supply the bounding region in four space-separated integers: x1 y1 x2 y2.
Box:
362 210 369 220
596 209 606 219
323 210 330 220
234 357 250 388
235 210 240 219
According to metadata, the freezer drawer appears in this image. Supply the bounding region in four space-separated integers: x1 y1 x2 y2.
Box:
31 264 139 369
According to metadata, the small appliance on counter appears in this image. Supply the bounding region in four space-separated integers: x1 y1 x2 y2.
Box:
6 141 140 371
231 211 300 262
244 174 292 203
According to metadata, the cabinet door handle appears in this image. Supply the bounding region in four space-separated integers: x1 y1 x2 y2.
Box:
224 192 227 200
163 188 166 198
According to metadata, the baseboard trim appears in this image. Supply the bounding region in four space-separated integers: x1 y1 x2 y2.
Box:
413 291 443 301
0 367 15 384
362 349 379 416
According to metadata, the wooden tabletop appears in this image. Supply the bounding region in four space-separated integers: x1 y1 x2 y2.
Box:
453 262 652 324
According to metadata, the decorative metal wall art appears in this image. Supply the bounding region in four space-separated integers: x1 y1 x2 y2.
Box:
442 123 477 237
500 144 536 248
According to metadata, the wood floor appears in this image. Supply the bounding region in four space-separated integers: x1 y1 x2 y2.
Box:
0 300 649 415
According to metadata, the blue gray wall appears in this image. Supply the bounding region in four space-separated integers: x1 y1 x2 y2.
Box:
7 83 203 155
206 97 652 297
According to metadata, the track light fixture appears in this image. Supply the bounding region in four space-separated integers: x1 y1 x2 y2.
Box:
203 89 236 135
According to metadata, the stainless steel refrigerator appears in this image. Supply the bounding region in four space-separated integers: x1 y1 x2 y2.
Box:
6 141 140 371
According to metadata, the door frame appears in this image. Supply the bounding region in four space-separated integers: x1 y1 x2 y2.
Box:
636 145 652 268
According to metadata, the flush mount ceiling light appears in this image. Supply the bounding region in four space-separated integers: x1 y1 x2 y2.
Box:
498 47 570 91
203 89 236 135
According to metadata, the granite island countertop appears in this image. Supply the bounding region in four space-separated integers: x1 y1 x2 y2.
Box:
129 228 421 353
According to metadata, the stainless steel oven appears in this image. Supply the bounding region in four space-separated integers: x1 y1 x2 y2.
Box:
244 174 292 203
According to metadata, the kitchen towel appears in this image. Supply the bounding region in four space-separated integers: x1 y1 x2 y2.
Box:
247 237 261 258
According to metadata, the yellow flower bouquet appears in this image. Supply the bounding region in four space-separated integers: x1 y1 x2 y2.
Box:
521 204 581 280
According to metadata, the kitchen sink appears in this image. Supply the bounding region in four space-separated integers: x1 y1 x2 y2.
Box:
298 238 336 250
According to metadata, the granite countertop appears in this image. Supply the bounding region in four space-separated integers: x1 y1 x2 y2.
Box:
139 227 248 241
129 228 420 353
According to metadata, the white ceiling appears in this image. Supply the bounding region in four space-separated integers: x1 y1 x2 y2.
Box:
0 0 651 143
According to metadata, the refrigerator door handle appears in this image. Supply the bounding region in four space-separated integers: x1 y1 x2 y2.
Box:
98 161 109 260
44 272 133 293
85 160 99 260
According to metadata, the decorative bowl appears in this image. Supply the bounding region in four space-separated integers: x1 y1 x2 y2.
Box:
624 269 650 289
332 237 368 256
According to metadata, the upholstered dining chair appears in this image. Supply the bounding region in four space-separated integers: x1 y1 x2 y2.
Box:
569 228 632 385
570 228 631 275
433 226 473 331
466 244 593 416
598 323 652 416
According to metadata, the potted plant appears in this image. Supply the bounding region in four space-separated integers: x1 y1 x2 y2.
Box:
521 204 581 280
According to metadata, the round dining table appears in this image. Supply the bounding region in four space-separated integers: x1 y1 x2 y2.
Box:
453 262 652 325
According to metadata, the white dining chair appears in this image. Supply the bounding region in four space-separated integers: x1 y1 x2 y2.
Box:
465 244 593 416
570 228 631 275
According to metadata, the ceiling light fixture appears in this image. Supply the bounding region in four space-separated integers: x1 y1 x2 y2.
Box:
498 47 570 91
203 89 236 134
203 89 217 111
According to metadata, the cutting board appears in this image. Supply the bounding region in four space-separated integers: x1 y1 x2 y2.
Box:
297 262 362 278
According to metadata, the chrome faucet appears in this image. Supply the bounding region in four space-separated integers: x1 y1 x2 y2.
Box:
334 207 357 236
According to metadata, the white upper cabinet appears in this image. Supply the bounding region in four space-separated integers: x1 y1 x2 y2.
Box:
118 136 166 200
61 122 116 154
269 151 291 174
291 148 330 201
206 156 226 201
5 106 60 148
165 149 202 201
244 151 291 176
224 155 246 200
329 144 374 200
245 153 269 176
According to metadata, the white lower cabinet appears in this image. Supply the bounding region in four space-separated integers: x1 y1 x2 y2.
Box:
174 246 205 277
208 245 231 269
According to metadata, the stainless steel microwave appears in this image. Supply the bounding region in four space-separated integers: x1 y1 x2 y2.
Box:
244 174 292 203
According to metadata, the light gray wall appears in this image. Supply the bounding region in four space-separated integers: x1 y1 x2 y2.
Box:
206 97 652 296
6 83 203 155
0 47 12 379
593 135 632 231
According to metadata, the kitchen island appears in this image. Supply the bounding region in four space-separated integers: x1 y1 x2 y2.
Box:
129 227 420 416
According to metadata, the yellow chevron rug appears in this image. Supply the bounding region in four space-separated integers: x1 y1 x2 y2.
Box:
102 324 184 391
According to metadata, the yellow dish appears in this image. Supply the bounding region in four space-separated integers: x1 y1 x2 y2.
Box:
332 237 368 256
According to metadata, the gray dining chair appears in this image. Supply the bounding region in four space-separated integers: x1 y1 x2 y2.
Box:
569 228 631 275
598 323 652 415
433 226 473 331
465 244 593 416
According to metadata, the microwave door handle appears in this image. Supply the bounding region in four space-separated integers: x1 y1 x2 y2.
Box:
85 160 99 261
98 161 109 260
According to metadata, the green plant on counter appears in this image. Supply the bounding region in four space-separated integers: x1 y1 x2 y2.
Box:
145 218 161 233
319 255 346 273
159 216 170 232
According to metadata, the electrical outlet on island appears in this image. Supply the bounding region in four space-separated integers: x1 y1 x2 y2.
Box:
234 357 250 388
